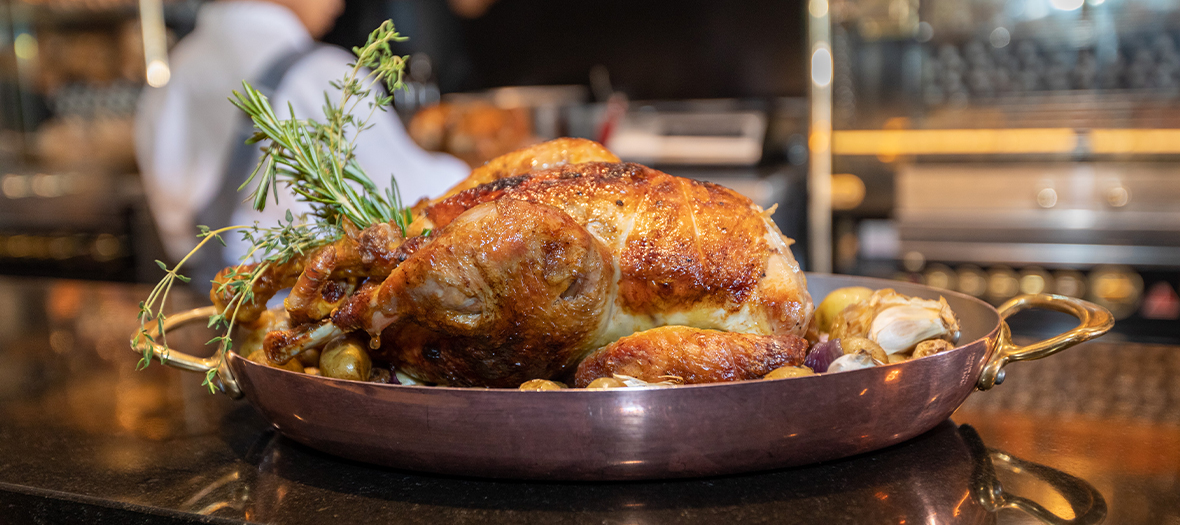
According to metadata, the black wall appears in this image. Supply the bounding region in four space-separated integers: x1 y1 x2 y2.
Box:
325 0 808 99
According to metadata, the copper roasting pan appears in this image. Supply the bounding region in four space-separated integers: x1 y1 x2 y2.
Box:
135 274 1113 480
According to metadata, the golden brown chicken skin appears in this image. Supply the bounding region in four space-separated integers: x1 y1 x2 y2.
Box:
574 326 809 387
334 198 614 387
432 137 619 202
426 162 812 337
261 142 813 387
267 162 812 387
211 220 404 325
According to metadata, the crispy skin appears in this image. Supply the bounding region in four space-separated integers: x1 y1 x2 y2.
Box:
433 137 619 202
574 326 808 386
426 162 812 337
337 198 614 387
265 147 812 387
283 247 355 325
210 221 403 324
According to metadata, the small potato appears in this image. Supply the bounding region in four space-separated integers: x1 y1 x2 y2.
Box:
842 336 888 365
297 347 322 368
586 377 628 389
913 339 954 359
519 379 567 391
247 348 304 373
816 287 874 334
319 337 372 381
764 365 816 380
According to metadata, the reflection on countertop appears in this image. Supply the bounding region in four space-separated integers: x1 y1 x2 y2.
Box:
0 277 1170 523
954 341 1180 524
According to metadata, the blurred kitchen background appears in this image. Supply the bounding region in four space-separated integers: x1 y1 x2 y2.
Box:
0 0 1176 342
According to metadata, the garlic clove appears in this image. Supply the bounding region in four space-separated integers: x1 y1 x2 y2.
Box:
870 305 949 354
828 289 962 354
868 297 961 354
913 339 955 359
827 352 877 372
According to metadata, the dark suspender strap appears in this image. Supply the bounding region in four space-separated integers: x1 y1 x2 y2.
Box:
190 44 322 287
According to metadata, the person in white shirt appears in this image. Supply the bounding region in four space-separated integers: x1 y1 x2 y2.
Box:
135 0 469 283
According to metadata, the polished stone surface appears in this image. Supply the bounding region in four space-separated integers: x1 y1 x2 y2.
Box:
0 277 1173 524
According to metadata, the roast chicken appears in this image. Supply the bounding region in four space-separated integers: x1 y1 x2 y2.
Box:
229 138 813 387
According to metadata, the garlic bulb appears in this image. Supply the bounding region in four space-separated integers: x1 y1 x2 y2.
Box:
829 289 960 355
870 304 956 354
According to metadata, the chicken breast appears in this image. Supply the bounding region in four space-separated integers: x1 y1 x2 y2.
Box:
425 162 813 341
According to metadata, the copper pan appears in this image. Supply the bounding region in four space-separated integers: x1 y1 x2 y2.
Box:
134 274 1113 480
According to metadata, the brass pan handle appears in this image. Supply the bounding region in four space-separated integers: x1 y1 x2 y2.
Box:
130 306 243 399
977 294 1114 390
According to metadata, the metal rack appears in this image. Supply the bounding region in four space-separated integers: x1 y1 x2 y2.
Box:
823 0 1180 340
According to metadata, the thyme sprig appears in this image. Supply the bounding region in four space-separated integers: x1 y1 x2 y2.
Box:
132 21 414 392
132 224 238 372
133 218 340 391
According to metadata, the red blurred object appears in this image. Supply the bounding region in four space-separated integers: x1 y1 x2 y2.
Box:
595 93 628 145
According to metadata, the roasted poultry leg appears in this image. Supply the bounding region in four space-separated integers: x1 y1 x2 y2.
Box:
210 220 405 325
217 139 616 324
269 198 614 387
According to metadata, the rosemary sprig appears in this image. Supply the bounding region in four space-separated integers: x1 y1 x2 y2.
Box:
132 21 414 392
230 20 412 233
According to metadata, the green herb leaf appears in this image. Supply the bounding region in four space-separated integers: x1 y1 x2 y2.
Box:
139 20 414 393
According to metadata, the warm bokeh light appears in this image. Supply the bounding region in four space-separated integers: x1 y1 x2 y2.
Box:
146 59 171 87
833 129 1078 155
834 128 1180 155
811 47 833 87
13 33 37 60
809 0 828 18
1090 129 1180 154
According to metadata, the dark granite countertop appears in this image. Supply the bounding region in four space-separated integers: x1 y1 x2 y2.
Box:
0 277 1175 524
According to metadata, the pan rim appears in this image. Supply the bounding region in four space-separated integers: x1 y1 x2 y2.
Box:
232 273 1001 394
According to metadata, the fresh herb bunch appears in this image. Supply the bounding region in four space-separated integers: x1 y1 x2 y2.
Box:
232 20 414 231
132 21 412 392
